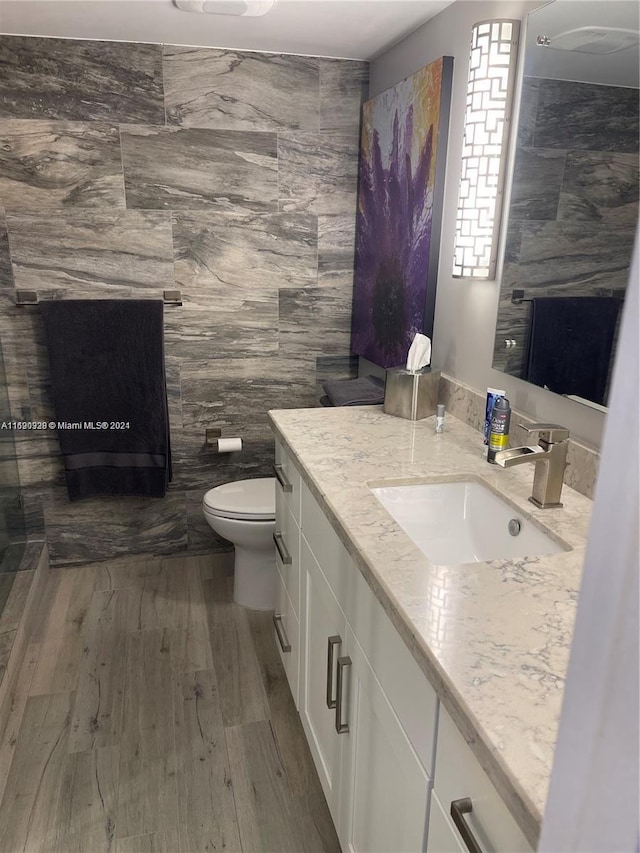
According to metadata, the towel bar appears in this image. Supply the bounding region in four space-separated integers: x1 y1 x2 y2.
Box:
511 289 532 305
14 289 183 306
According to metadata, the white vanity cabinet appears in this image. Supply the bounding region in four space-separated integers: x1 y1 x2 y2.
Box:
273 441 302 704
274 437 536 853
299 475 436 852
427 707 534 853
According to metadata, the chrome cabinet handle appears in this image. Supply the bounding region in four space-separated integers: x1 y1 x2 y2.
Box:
326 635 341 709
273 614 291 653
335 656 351 734
273 532 292 565
450 798 482 853
272 463 293 492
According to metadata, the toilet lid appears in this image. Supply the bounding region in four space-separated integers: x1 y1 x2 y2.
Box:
203 478 276 520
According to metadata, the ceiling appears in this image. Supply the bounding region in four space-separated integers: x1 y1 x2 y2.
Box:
525 0 640 88
0 0 454 60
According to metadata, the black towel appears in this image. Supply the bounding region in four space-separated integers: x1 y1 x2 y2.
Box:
524 296 621 406
322 376 385 407
41 300 172 500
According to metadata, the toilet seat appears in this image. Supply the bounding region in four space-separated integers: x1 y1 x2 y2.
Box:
203 477 275 521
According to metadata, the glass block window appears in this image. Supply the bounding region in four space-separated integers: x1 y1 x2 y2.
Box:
452 20 520 279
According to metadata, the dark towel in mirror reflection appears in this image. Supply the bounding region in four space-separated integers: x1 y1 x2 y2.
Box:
524 296 622 407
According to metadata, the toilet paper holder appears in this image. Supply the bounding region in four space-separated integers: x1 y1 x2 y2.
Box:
205 429 243 453
205 429 222 446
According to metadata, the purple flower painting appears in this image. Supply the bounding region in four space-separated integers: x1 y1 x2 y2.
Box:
351 57 452 368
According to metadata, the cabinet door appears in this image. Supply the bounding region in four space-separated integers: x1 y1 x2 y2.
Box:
300 534 349 819
339 627 431 853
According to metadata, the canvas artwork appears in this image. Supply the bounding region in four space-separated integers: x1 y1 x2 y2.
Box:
351 56 453 368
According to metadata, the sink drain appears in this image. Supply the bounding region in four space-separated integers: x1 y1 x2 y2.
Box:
508 518 522 537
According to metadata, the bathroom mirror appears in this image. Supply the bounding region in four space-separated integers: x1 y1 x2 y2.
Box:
492 0 639 411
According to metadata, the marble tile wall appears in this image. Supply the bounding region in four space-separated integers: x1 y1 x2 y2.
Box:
493 77 638 380
0 35 368 565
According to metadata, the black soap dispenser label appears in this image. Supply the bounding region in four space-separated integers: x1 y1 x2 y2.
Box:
487 397 511 464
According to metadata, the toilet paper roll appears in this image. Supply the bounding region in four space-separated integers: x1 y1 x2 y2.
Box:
217 437 243 453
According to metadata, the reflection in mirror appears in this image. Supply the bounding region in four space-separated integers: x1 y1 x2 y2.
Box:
492 0 639 410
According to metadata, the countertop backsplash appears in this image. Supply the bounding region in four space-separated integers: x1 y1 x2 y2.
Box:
438 374 600 500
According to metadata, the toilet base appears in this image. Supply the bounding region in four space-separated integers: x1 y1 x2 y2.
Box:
233 544 277 610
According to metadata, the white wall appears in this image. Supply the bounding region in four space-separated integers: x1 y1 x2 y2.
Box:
538 226 639 851
370 0 607 447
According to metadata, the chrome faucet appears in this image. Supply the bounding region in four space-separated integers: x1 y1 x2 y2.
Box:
494 424 569 508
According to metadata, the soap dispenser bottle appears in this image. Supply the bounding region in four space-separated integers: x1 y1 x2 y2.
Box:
487 397 511 463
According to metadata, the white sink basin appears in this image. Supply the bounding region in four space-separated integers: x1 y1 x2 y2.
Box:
371 479 567 565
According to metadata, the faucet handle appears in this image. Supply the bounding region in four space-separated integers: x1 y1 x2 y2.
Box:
519 423 569 443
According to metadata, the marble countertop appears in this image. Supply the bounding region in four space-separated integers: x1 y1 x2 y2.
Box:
268 405 593 848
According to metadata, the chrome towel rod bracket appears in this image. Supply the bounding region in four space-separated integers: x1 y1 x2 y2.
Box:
14 289 182 307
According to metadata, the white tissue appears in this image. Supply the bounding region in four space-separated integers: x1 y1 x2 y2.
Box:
217 437 243 453
405 333 431 372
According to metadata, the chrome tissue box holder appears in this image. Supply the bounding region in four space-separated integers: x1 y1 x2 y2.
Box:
383 367 440 421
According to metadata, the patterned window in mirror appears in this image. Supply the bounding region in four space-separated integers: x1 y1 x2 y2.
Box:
453 20 520 279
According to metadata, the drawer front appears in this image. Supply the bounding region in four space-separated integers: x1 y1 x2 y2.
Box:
274 494 300 617
274 577 299 706
434 708 534 852
274 440 301 524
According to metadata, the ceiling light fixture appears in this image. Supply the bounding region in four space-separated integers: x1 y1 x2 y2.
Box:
173 0 276 17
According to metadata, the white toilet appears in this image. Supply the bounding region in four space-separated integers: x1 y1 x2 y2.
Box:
202 477 277 610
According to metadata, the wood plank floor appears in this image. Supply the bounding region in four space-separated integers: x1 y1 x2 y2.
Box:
0 554 340 853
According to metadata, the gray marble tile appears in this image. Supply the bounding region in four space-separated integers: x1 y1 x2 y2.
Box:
179 357 316 467
502 219 525 268
121 125 278 212
164 47 319 132
0 292 46 420
1 487 26 542
319 59 368 133
278 286 352 357
15 541 45 571
21 492 45 540
186 489 232 554
171 211 317 306
516 219 636 292
558 150 639 225
534 78 640 152
278 131 360 214
5 210 175 292
170 432 275 490
0 36 164 125
43 489 188 567
163 306 279 361
516 77 540 148
0 543 26 575
317 213 357 285
14 433 65 490
0 120 125 209
0 210 12 287
165 356 183 442
508 148 566 221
